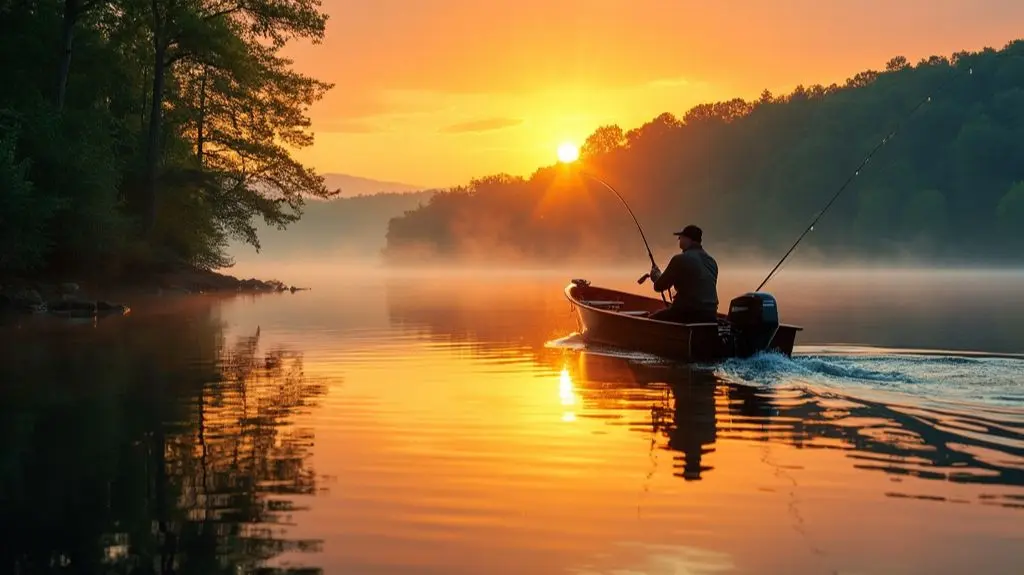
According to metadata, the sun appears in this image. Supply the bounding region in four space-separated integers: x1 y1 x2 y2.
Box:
557 142 579 163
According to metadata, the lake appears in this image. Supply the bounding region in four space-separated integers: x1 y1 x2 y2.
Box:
1 267 1022 574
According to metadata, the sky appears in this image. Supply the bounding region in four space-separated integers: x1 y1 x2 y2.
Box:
280 0 1024 189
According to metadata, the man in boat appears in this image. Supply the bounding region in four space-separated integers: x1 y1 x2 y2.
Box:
648 224 720 324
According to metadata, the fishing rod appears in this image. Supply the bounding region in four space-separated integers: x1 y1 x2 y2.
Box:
579 172 657 267
754 65 973 293
577 171 670 303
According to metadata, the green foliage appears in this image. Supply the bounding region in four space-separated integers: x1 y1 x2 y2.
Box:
17 104 130 270
903 189 948 238
385 41 1024 264
996 181 1024 246
0 0 333 278
153 167 236 270
0 119 63 273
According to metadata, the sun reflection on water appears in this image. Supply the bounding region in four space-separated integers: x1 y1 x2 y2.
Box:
559 366 577 422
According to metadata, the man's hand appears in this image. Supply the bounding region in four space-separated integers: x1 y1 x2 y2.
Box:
650 264 662 283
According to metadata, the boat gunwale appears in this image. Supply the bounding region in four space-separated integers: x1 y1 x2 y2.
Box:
563 282 804 332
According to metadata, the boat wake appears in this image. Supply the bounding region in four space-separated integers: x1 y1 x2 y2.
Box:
548 334 1024 407
719 346 1024 407
549 335 1023 498
545 332 667 364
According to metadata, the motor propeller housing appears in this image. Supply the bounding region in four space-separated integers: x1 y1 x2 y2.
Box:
727 292 781 357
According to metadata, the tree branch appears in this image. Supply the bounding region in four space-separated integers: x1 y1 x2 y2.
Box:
203 4 243 20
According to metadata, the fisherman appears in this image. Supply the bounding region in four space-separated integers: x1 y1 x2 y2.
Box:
648 224 719 323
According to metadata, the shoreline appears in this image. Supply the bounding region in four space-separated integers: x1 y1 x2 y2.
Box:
0 267 308 319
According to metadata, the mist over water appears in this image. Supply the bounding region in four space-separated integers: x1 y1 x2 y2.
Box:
226 242 1019 282
227 258 1024 353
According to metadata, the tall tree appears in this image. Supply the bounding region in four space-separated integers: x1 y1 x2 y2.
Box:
168 25 334 253
139 0 331 237
0 0 336 277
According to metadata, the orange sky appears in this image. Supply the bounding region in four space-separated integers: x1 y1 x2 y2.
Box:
282 0 1024 188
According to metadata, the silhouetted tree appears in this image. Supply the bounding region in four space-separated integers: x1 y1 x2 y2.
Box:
581 124 626 158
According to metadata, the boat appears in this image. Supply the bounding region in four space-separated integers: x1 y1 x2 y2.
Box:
564 278 802 362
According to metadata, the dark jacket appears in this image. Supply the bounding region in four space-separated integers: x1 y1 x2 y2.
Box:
653 246 719 313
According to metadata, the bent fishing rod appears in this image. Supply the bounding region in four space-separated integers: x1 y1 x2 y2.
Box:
754 65 974 293
577 171 669 303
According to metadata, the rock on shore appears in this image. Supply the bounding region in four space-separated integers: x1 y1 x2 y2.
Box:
154 267 306 295
0 283 129 317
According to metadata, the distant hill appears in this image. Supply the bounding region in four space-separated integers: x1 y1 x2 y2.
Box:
383 41 1024 265
228 173 431 263
229 189 436 263
321 173 425 198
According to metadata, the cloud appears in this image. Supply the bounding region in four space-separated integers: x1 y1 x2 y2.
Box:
440 117 523 134
647 76 696 88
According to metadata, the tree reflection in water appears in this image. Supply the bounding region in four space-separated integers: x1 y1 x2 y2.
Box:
0 302 326 574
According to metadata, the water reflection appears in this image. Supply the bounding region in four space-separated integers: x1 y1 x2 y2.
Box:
763 387 1024 491
385 277 569 354
0 299 325 574
571 355 723 482
568 352 1024 504
386 279 1024 503
4 275 1021 574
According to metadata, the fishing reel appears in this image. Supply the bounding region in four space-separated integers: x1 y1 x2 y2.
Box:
637 272 673 303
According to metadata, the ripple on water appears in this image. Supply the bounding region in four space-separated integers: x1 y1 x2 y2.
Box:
701 347 1024 504
6 273 1024 574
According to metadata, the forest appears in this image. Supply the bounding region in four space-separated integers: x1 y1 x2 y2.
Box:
0 0 334 280
384 41 1024 265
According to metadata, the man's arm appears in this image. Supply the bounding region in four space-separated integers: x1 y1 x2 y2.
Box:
652 254 683 292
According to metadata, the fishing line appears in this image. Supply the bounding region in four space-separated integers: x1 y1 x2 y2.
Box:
755 65 974 292
577 172 670 304
582 174 658 269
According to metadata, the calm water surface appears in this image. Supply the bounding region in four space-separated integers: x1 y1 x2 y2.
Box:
2 268 1022 574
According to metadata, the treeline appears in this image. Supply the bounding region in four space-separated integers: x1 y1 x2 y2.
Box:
0 0 334 279
384 41 1024 265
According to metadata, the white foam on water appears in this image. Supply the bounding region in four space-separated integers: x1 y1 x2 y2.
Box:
547 335 1024 408
716 347 1024 408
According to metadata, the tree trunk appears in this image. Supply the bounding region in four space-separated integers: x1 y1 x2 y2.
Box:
140 65 149 126
144 41 167 237
196 67 207 166
56 0 79 111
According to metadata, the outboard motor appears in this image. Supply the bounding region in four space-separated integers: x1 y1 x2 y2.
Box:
727 292 780 358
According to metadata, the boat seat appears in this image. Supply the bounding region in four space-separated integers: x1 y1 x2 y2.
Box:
619 310 649 316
